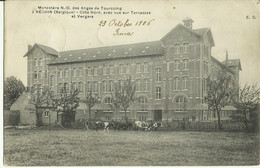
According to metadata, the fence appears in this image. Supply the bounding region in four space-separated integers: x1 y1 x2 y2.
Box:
161 120 246 131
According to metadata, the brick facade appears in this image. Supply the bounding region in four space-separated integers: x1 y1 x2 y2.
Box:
23 18 241 122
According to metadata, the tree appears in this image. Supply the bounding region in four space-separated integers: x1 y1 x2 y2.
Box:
205 70 237 130
27 86 52 126
84 90 100 123
111 77 136 121
52 86 80 126
233 83 260 130
4 76 25 109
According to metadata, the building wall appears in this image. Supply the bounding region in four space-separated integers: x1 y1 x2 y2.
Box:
25 23 239 122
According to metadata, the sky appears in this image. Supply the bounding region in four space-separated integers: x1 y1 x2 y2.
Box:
4 0 260 87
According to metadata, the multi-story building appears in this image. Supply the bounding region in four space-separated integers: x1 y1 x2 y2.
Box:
21 17 241 123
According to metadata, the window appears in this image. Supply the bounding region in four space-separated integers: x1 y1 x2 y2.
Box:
104 97 112 104
58 69 63 78
179 45 183 53
87 67 92 76
175 96 188 112
109 65 113 75
174 60 180 71
183 59 189 70
182 77 188 90
64 68 69 78
166 61 170 72
93 81 98 92
103 65 107 75
73 82 78 91
73 68 77 77
155 68 161 82
106 116 111 120
173 77 180 90
37 84 42 93
87 81 92 92
38 71 42 79
50 75 55 86
119 64 125 74
64 83 69 93
33 59 37 66
103 81 107 92
126 63 131 74
144 62 149 73
58 83 63 93
106 65 110 75
34 71 38 79
136 63 142 73
155 87 161 100
44 111 49 117
183 43 189 53
78 67 83 76
109 80 113 92
143 79 149 91
175 44 180 53
139 116 146 121
45 70 48 78
136 79 142 92
139 97 148 104
38 58 42 66
78 82 83 92
94 66 98 76
118 80 124 88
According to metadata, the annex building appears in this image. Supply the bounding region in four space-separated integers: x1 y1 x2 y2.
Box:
14 17 242 125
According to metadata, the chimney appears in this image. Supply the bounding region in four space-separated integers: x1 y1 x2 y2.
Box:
28 45 32 51
225 51 228 67
182 17 194 30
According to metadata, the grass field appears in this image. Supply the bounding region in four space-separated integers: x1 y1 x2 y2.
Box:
4 128 259 166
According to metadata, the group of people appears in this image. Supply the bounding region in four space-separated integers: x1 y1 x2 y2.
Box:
93 120 163 132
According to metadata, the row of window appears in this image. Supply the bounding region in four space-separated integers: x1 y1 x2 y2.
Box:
34 70 48 79
33 58 43 66
174 43 190 54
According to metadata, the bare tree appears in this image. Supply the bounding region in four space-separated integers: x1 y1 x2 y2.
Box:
233 83 260 130
111 77 136 121
27 86 52 126
83 90 100 123
52 86 80 127
205 70 237 130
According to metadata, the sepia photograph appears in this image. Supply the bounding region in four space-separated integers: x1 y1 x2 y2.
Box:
3 0 260 166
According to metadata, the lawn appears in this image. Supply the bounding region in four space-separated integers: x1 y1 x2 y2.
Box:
4 128 259 166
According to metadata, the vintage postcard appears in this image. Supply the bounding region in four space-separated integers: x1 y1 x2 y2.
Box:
3 0 260 166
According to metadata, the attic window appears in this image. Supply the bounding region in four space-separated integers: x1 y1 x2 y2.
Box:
83 53 86 55
142 50 146 53
93 55 96 57
128 48 132 51
145 46 149 49
64 58 67 61
69 54 72 56
124 52 128 55
112 50 116 52
78 57 82 59
108 54 112 56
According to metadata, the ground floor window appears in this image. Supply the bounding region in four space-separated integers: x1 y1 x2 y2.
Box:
44 111 49 117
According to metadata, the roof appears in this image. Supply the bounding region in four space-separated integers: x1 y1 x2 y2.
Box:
160 24 215 46
211 56 235 75
182 17 194 22
36 43 59 56
49 41 164 65
193 28 209 36
222 59 242 71
23 43 58 57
